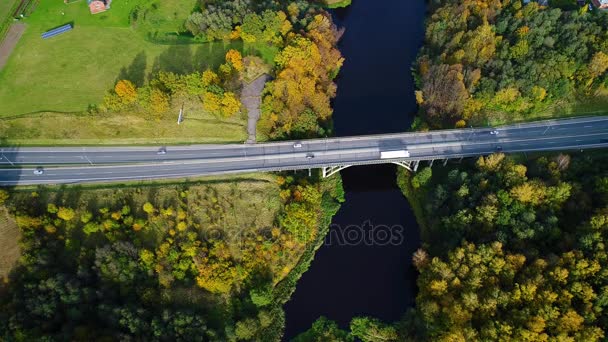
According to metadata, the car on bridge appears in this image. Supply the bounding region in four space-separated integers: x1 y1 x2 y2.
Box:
33 167 44 175
306 153 314 159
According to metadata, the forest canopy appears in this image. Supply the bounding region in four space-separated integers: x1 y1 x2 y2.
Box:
0 174 344 341
391 151 608 341
415 0 608 127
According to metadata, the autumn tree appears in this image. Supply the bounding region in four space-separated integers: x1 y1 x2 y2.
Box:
57 207 75 221
420 64 468 127
259 13 343 139
225 49 243 72
588 51 608 79
115 80 138 104
149 88 169 115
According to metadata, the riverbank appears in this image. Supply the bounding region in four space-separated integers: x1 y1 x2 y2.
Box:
283 0 426 338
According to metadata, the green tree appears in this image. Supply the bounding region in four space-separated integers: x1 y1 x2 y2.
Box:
350 317 398 342
293 317 353 342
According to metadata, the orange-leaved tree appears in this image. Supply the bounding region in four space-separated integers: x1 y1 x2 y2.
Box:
225 49 243 72
114 80 138 104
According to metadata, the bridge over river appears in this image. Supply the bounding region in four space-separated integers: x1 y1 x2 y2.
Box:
1 116 607 186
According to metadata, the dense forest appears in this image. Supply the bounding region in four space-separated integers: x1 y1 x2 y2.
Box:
0 173 344 340
415 0 608 128
397 152 608 341
185 0 345 139
296 152 608 341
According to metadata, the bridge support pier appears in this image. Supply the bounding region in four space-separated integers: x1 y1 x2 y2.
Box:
391 161 413 172
322 165 351 178
321 160 425 178
443 158 448 166
429 159 434 167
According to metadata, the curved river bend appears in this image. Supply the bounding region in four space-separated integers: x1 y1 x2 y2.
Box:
283 0 426 338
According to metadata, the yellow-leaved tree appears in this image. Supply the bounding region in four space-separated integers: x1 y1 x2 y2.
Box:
225 49 243 72
114 80 138 104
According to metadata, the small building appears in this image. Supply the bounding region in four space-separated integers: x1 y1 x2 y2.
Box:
592 0 608 9
88 0 111 14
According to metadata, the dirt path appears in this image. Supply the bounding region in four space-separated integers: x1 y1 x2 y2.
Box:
0 22 25 71
241 74 270 143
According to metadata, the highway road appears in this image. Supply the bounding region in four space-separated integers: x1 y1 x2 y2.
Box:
1 116 607 186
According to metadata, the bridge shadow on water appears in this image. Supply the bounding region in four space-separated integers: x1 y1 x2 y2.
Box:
283 164 420 338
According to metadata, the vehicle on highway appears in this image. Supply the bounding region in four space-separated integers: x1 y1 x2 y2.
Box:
306 153 314 159
33 167 44 175
380 150 410 159
157 148 167 155
496 145 503 151
490 130 499 135
293 142 302 148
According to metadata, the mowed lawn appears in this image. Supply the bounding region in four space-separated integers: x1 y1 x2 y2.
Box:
0 0 236 115
0 0 257 144
0 0 237 117
0 25 239 115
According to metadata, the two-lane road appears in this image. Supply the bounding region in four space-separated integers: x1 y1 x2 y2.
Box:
1 116 607 185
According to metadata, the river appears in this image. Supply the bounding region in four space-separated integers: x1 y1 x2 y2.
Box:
282 0 426 338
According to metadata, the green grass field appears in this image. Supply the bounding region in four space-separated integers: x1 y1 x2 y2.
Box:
0 99 248 145
0 0 17 21
0 0 237 116
0 0 281 146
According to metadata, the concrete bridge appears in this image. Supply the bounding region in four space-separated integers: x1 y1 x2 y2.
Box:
0 116 607 185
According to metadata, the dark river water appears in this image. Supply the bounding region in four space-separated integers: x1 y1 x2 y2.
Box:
283 0 426 339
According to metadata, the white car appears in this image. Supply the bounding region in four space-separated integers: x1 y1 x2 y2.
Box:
293 142 303 148
33 167 44 175
157 148 167 155
490 130 499 135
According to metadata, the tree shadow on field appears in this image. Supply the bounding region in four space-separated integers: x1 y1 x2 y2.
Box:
117 51 148 87
192 41 243 71
151 45 194 75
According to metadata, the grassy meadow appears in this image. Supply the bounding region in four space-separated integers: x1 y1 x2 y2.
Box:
0 207 19 281
1 172 282 281
0 0 18 22
0 0 276 144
